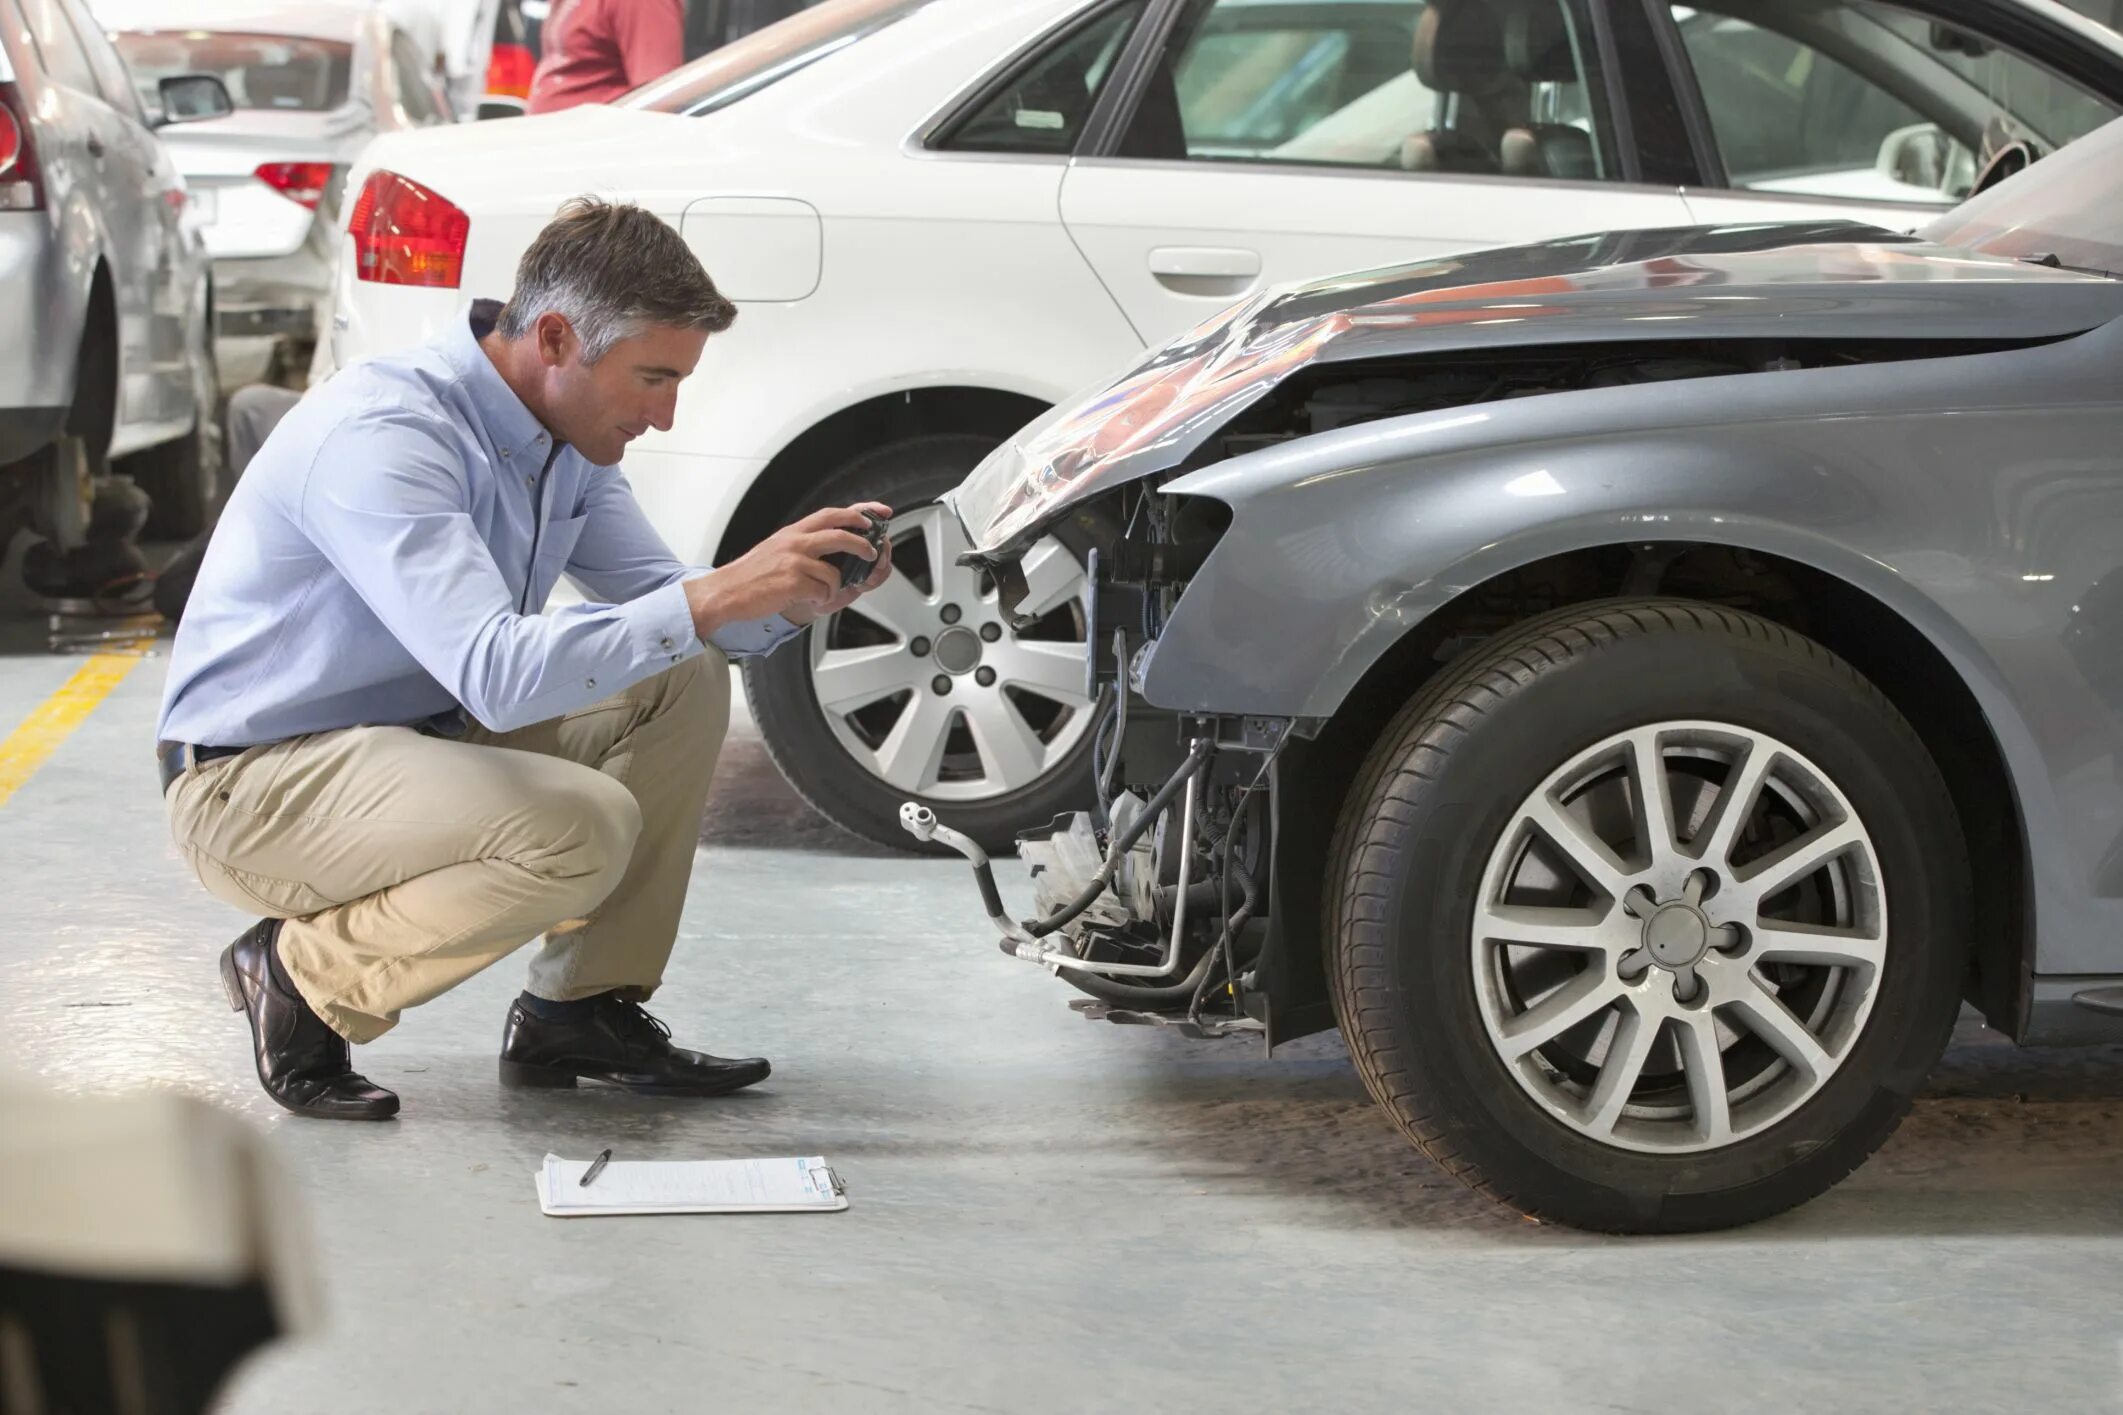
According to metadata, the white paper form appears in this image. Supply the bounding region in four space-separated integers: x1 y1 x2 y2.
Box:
536 1154 848 1217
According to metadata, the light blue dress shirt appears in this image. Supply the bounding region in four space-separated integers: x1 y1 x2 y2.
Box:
158 301 798 747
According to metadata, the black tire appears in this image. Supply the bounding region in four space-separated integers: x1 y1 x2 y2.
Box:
1325 600 1968 1233
744 434 1098 854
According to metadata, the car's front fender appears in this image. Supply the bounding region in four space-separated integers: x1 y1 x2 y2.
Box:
1141 322 2123 972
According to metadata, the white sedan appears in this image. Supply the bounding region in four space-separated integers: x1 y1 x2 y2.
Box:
328 0 2123 850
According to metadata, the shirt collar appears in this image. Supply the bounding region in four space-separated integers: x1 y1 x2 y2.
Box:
442 299 558 465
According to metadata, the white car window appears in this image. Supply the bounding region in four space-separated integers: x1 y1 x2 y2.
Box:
1116 0 1616 182
1671 1 2121 205
937 1 1148 155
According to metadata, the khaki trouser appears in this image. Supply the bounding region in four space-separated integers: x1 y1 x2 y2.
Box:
165 653 729 1043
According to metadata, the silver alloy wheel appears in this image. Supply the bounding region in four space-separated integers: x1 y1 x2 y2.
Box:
807 502 1092 801
1472 722 1886 1155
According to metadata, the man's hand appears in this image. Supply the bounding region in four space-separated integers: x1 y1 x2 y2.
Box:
683 503 894 641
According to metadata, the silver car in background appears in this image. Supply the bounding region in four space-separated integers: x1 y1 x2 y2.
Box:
93 0 457 388
0 0 226 545
924 119 2123 1234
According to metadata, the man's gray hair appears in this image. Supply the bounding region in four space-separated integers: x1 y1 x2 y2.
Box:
496 196 737 362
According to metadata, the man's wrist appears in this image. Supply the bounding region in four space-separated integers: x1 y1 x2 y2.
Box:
683 572 730 645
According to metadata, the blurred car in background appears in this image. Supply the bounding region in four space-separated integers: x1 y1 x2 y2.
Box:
93 0 458 390
0 0 228 545
329 0 2123 851
478 0 536 116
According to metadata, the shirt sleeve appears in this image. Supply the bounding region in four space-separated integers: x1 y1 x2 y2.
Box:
296 407 705 733
610 0 685 88
564 462 803 660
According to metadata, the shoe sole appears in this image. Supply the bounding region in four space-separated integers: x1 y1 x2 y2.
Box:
220 942 400 1122
499 1057 769 1097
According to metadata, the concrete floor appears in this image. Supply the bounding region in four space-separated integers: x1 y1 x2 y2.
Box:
3 566 2122 1413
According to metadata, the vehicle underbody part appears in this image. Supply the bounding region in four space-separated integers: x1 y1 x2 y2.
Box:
21 474 155 613
912 485 1287 1038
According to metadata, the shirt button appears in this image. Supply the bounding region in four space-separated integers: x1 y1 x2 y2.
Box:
585 678 597 690
660 637 674 651
526 475 535 488
500 447 512 458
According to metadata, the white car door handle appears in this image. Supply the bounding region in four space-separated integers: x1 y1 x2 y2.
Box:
1148 246 1262 278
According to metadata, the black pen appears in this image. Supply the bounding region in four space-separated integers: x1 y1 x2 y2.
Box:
579 1148 612 1188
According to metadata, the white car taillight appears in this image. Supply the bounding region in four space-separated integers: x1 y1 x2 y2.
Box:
347 169 469 288
255 161 334 211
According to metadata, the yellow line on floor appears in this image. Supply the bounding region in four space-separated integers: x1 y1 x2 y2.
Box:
0 647 152 810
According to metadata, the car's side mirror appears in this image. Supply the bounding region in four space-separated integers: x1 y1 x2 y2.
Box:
154 74 234 128
1875 122 1952 193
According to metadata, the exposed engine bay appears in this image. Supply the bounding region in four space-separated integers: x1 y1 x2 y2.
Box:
902 473 1286 1038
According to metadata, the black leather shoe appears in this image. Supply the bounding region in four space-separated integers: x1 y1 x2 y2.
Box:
498 995 770 1097
218 920 399 1121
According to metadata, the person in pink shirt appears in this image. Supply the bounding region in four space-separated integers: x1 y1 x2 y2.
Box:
526 0 683 114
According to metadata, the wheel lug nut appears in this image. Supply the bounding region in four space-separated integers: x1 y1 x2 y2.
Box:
940 604 962 625
979 623 1001 642
975 666 996 688
932 675 952 696
909 636 931 657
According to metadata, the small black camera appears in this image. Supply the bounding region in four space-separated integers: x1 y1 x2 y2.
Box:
828 510 889 590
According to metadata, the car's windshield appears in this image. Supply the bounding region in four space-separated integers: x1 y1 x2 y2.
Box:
110 30 353 114
1921 118 2123 275
620 0 933 116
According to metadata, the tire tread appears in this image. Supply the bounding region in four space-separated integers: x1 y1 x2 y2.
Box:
1323 598 1962 1231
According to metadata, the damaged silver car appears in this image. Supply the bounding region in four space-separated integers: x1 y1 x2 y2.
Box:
909 119 2123 1232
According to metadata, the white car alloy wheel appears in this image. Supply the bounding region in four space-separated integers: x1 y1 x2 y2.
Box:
1472 721 1886 1156
807 502 1094 802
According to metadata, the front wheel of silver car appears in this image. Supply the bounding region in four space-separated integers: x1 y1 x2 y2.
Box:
1326 600 1969 1233
745 435 1100 853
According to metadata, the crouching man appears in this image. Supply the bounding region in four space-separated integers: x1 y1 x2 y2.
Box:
156 197 891 1120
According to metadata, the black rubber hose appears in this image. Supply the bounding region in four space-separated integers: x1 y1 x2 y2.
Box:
1070 937 1221 1008
1089 691 1118 832
1062 865 1256 1008
1151 877 1227 919
1024 737 1213 939
1190 846 1263 1024
971 860 1007 925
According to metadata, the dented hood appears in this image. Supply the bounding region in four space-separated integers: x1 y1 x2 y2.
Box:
952 219 2123 555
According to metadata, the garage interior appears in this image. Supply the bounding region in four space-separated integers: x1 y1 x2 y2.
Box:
7 0 2123 1408
3 545 2120 1411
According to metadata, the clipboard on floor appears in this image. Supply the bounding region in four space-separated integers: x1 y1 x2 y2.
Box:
536 1153 849 1217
